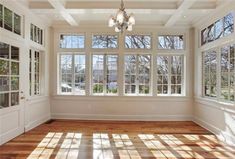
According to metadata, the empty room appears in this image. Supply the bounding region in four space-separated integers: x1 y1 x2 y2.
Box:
0 0 235 158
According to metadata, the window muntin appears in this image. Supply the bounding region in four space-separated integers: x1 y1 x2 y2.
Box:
30 24 43 45
124 55 151 95
158 35 184 50
125 35 151 49
60 34 85 49
92 54 118 95
92 35 118 49
4 7 12 32
0 42 20 109
157 55 183 95
220 45 234 101
201 12 234 46
29 49 41 96
203 50 217 98
60 54 86 95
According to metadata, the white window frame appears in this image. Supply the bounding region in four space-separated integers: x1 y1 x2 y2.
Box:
91 33 119 50
123 54 152 96
91 53 119 96
58 52 86 95
124 34 152 50
156 54 185 96
59 33 85 49
29 48 42 97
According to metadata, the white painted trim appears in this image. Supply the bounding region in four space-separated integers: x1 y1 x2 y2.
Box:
0 126 24 145
52 113 192 121
193 116 235 146
24 114 50 132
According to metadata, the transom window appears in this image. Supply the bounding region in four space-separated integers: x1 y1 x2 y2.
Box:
0 4 21 35
156 55 183 95
92 54 118 95
124 55 151 95
201 12 234 46
125 35 151 49
59 54 86 95
92 35 118 49
30 24 43 45
60 34 85 49
158 35 184 50
0 42 20 109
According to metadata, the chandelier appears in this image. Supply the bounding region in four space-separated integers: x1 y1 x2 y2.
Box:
108 0 135 33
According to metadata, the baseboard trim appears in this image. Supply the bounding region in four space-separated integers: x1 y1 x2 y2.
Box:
193 116 235 146
24 114 51 132
52 113 193 121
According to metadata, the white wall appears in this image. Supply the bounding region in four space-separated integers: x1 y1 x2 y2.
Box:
0 0 51 144
193 2 235 146
50 26 195 121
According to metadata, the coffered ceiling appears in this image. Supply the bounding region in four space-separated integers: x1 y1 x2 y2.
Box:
17 0 233 27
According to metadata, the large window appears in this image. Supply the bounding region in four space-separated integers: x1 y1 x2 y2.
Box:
60 34 85 49
201 12 234 46
0 5 21 35
30 24 43 45
59 54 86 95
92 35 118 49
124 55 151 95
156 55 183 95
203 45 235 102
125 35 151 49
0 42 20 109
29 49 41 96
158 35 184 50
92 54 118 95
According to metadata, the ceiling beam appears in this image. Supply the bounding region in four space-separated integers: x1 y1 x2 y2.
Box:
165 0 197 27
47 0 78 26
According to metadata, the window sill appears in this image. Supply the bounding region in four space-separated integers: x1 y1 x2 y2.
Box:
53 94 191 102
195 96 235 114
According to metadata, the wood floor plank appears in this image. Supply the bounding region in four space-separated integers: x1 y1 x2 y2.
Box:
0 120 234 159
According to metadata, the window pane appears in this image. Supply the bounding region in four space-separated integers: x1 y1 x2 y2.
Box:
92 55 104 94
124 55 137 94
138 55 151 95
0 42 9 59
30 24 34 41
203 50 217 98
11 92 19 106
60 34 85 49
106 55 118 95
4 7 12 31
11 77 19 90
0 60 9 75
11 62 19 75
201 28 208 46
61 55 72 93
11 46 19 61
14 13 21 35
0 4 2 27
207 24 214 43
224 12 234 36
158 35 184 49
0 76 9 92
0 93 9 108
215 19 224 40
92 35 118 49
74 55 86 95
125 35 151 49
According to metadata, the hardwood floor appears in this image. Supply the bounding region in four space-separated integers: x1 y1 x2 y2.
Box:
0 120 234 159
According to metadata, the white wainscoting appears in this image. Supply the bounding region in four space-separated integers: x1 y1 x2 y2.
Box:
51 96 193 121
193 98 235 146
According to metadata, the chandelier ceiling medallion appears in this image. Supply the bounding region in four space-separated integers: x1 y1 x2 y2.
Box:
108 0 135 33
